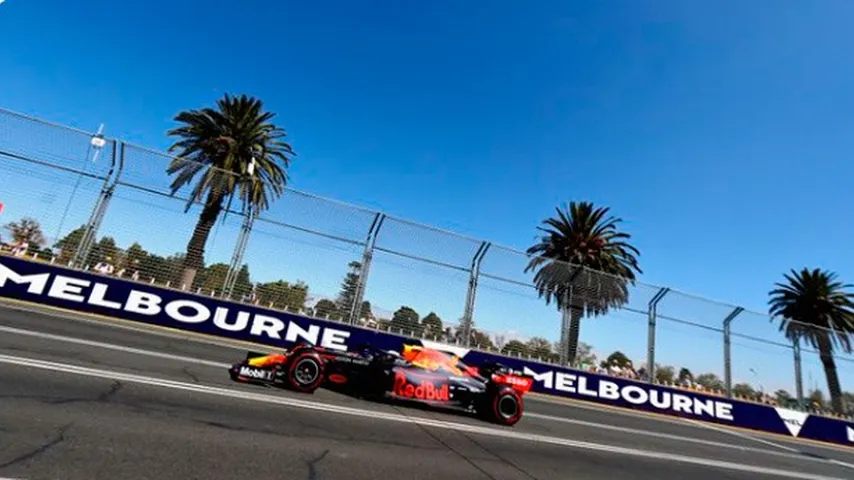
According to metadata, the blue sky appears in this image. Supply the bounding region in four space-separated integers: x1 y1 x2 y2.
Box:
1 0 853 395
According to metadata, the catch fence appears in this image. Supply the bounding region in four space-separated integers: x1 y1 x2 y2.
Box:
1 106 852 418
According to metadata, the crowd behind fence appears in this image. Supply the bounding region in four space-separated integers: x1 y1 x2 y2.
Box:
1 106 853 419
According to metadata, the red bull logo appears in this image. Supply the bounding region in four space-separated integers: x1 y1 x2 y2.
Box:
393 371 450 401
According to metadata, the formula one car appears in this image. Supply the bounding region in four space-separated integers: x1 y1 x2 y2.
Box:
228 340 534 426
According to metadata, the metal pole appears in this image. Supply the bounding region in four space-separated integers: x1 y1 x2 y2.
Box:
460 242 490 348
224 208 255 299
793 338 804 408
72 140 123 268
645 287 670 384
722 306 745 398
348 213 385 325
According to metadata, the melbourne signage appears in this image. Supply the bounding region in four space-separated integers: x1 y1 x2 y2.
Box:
2 255 854 449
522 365 734 421
0 261 351 351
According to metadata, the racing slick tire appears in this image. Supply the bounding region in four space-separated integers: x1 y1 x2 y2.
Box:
283 351 326 393
478 386 524 426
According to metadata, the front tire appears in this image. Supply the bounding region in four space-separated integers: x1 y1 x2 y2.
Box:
284 351 325 393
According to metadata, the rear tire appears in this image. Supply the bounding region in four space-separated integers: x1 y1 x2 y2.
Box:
284 351 325 393
478 386 523 426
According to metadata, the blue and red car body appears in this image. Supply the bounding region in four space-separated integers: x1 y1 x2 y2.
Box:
228 340 535 426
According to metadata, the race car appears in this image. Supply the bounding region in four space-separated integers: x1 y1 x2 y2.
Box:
228 340 535 426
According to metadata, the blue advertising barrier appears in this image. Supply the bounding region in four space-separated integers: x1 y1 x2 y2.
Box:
1 255 852 448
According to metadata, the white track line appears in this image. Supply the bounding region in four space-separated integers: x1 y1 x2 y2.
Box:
3 322 854 468
0 324 230 369
0 353 849 480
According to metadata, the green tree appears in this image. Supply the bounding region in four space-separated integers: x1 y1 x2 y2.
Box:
166 93 296 287
314 299 339 319
501 340 529 357
655 365 676 384
678 368 694 384
470 329 495 350
359 301 374 322
421 312 444 338
390 306 421 335
574 342 598 367
808 389 827 409
695 373 725 391
87 236 118 266
524 202 641 365
733 383 757 399
526 337 553 359
256 280 308 312
768 268 854 414
602 351 633 369
54 225 86 263
196 263 228 294
336 261 362 319
5 217 46 247
124 242 149 271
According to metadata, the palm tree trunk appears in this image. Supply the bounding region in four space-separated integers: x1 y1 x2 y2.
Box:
179 190 223 288
559 305 583 366
816 333 844 414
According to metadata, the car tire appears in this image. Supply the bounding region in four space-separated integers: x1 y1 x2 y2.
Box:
284 351 325 393
479 386 523 426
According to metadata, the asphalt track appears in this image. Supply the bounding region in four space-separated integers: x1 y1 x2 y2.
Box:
1 302 854 479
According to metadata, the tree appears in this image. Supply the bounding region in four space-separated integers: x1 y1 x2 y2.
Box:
124 242 149 271
54 225 86 263
5 217 46 247
574 342 598 367
524 202 641 365
86 236 118 266
359 301 374 322
501 340 529 357
256 280 308 312
602 351 632 369
470 329 495 350
733 383 757 399
166 93 296 287
390 306 421 335
768 268 854 414
678 368 694 384
655 365 676 384
314 299 339 319
336 261 362 319
526 337 553 359
421 312 443 338
694 373 725 391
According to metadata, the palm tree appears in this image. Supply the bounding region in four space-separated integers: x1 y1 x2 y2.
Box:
166 93 296 287
525 202 641 366
768 268 854 414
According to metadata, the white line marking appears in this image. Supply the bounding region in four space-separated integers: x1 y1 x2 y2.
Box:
683 418 854 470
525 412 831 464
0 353 848 480
0 324 229 369
4 321 854 465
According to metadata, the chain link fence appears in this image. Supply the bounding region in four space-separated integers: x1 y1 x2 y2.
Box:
1 106 853 419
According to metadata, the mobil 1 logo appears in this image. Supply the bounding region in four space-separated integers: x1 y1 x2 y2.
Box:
239 366 273 381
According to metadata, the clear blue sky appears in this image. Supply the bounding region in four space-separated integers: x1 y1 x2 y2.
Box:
1 0 853 395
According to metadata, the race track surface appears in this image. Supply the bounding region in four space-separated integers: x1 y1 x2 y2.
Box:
1 302 854 480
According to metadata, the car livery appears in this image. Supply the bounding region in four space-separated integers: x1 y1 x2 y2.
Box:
228 339 534 426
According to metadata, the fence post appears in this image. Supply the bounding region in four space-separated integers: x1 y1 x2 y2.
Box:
645 287 670 384
460 242 490 348
72 140 123 268
223 207 256 299
722 306 745 398
793 338 804 408
348 213 385 325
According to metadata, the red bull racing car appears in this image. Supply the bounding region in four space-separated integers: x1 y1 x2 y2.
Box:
228 340 534 426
